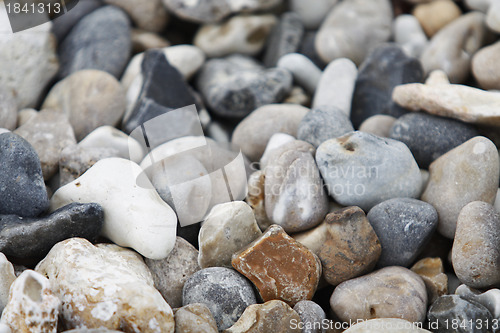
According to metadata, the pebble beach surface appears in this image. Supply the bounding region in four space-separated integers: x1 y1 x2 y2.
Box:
1 0 500 332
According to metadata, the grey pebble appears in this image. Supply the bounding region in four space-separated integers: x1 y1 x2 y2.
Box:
263 12 304 68
293 300 326 333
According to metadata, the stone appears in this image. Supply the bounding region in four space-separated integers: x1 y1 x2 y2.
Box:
299 31 326 69
0 85 16 131
104 0 168 32
144 237 200 309
285 86 311 106
318 206 381 286
196 56 292 118
0 253 15 313
472 40 500 90
316 131 422 211
232 224 322 307
496 189 500 213
14 109 76 180
456 284 500 319
359 115 396 138
350 43 424 128
0 133 49 217
58 6 131 79
411 258 448 304
131 29 170 54
0 324 9 333
289 0 338 29
198 201 262 268
51 0 102 41
421 137 499 238
420 12 488 83
182 267 257 331
62 330 123 333
175 303 218 333
293 301 326 333
50 158 177 259
246 170 272 231
259 133 296 169
16 108 37 127
232 104 308 161
315 0 392 65
297 106 354 148
194 15 277 58
452 201 500 288
277 53 321 94
263 12 304 67
413 0 462 37
224 300 301 333
487 0 500 33
393 14 428 58
330 266 428 323
389 112 479 169
35 238 175 332
43 70 126 141
344 318 432 332
0 270 60 333
312 58 358 116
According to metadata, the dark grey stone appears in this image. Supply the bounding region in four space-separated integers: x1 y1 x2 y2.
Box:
51 0 103 42
389 113 479 169
182 267 257 330
0 203 104 259
299 31 326 70
367 198 438 268
293 300 326 333
263 12 304 67
0 133 48 217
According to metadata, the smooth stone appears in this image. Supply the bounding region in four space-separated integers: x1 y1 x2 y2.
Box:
315 0 392 65
318 206 381 286
14 109 76 180
413 0 462 37
411 258 448 304
144 237 200 309
16 108 37 127
58 6 131 79
246 170 272 231
0 129 9 135
389 112 479 169
263 12 304 67
0 133 49 217
350 43 424 128
0 85 16 131
465 0 492 12
50 158 177 259
194 15 277 58
297 106 354 148
232 104 308 161
259 133 296 169
425 69 451 86
224 300 301 333
456 284 500 319
472 40 500 90
393 14 428 58
131 29 170 54
35 238 175 332
293 301 326 333
104 0 168 32
0 324 10 333
359 115 396 138
175 303 218 333
0 270 60 333
182 267 257 331
312 58 358 116
421 137 499 238
495 189 500 213
0 253 15 313
420 12 488 83
43 70 126 141
299 31 326 69
0 203 103 259
330 266 428 323
487 0 500 33
277 53 321 94
344 318 432 332
51 0 102 41
289 0 338 29
316 131 422 211
285 86 311 106
232 224 322 307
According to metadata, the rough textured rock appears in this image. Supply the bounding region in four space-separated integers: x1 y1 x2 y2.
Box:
0 85 16 131
175 303 218 333
413 0 462 37
104 0 168 32
293 301 326 333
472 40 500 90
263 12 304 67
456 284 500 319
0 253 15 313
359 115 396 138
411 258 448 304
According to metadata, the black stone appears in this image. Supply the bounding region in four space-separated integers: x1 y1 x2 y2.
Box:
0 133 49 217
263 12 304 67
350 43 424 128
0 203 104 259
51 0 102 42
389 112 479 169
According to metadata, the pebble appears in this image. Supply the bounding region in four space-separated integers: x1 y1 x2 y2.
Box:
246 170 272 231
350 43 424 128
318 206 381 286
421 137 499 238
293 301 326 333
496 189 500 213
277 53 322 94
58 6 131 79
224 300 301 333
343 318 432 332
131 29 170 54
50 158 177 259
359 115 396 138
0 270 61 333
420 12 488 83
62 330 123 333
413 0 462 37
232 224 322 307
452 201 500 288
35 238 175 332
316 131 422 211
411 258 448 304
182 267 257 331
487 1 500 33
16 108 37 127
259 133 296 169
472 40 500 90
330 266 428 323
43 70 126 141
0 203 104 259
263 12 304 67
315 0 392 65
456 284 500 319
389 112 479 169
0 133 49 217
51 0 102 42
285 87 312 108
465 0 492 12
232 104 308 161
175 303 218 333
297 106 354 148
196 56 292 118
393 14 428 58
289 0 338 29
104 0 168 32
0 85 16 131
0 253 15 313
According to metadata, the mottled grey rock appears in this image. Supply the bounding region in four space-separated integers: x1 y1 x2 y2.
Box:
359 115 396 138
0 85 16 131
263 12 304 67
456 284 500 320
51 0 102 42
175 303 218 333
293 301 326 333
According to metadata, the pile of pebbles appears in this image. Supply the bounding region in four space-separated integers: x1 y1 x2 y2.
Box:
1 0 500 332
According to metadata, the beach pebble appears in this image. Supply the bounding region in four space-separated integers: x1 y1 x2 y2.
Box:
411 258 448 304
472 40 500 90
487 1 500 33
393 14 428 58
421 137 499 238
131 29 170 53
456 284 500 319
495 189 500 213
246 170 272 231
175 303 218 333
359 115 396 138
330 266 428 323
35 238 175 332
289 0 338 29
343 318 432 332
259 133 296 169
293 301 326 333
232 224 322 307
51 0 102 41
277 53 322 94
0 85 16 131
465 0 492 12
263 12 304 67
182 267 257 331
0 253 15 313
16 109 37 127
104 0 168 32
413 0 462 37
0 133 49 217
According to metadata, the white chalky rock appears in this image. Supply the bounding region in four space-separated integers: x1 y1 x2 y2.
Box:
0 270 61 333
393 14 428 58
289 0 338 29
50 158 177 259
0 253 15 313
35 238 175 332
487 1 500 33
277 53 322 94
260 133 296 169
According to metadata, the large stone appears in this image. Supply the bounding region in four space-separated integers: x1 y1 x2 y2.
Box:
472 40 500 90
456 284 500 319
175 303 218 333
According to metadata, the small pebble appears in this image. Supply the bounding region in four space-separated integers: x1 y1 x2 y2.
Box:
343 318 432 332
277 53 322 94
246 170 272 231
51 0 102 41
411 258 448 304
0 253 15 313
359 115 396 138
175 303 218 333
0 85 16 131
259 133 296 169
412 0 462 37
289 0 338 29
263 12 304 67
293 301 326 333
393 14 428 58
104 0 168 32
472 40 500 90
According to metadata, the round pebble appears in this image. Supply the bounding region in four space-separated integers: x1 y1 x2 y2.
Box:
472 40 500 91
293 301 326 333
359 115 396 138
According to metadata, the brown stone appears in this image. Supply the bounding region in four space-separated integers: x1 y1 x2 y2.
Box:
231 225 322 307
413 0 461 37
175 303 218 333
411 257 448 304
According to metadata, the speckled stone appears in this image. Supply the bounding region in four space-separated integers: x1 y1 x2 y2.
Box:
263 12 304 67
472 40 500 91
293 301 326 333
175 303 218 333
411 258 448 304
359 115 396 138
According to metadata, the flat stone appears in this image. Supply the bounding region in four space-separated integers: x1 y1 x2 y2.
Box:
359 115 396 138
246 170 272 231
263 12 304 67
0 85 16 131
0 253 15 313
413 0 462 37
232 224 322 307
393 14 428 58
456 284 500 319
421 137 499 238
343 318 432 332
104 0 168 32
51 0 102 42
277 53 322 94
289 0 338 29
293 301 326 333
175 303 218 333
472 40 500 90
411 258 448 304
